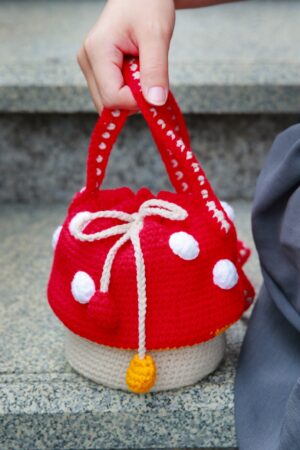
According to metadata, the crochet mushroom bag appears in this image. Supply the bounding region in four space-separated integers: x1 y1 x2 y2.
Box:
48 57 255 393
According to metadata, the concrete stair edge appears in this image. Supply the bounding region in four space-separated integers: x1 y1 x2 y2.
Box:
1 0 300 114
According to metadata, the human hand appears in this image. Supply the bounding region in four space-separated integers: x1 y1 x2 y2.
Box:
77 0 175 113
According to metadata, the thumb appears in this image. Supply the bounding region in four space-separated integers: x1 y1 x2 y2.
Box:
138 32 170 106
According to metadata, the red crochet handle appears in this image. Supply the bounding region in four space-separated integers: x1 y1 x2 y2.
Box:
86 57 217 203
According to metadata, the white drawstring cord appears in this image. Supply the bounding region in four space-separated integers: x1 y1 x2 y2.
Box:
70 199 188 359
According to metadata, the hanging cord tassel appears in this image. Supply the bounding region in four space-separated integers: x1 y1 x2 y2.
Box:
70 199 188 393
125 219 156 393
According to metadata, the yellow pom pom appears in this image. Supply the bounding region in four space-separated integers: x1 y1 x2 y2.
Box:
126 353 156 393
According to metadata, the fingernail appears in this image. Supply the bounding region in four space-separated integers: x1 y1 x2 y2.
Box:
146 86 168 105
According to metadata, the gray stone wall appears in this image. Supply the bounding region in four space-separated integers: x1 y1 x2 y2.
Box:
0 113 298 203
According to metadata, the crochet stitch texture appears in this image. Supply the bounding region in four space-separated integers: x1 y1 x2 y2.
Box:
48 57 254 393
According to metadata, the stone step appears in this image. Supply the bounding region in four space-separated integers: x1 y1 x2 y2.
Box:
1 1 300 203
1 0 300 113
1 112 299 203
0 202 261 450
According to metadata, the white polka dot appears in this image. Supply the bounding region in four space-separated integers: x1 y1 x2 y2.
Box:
52 225 62 250
213 259 238 290
130 63 138 71
169 232 200 260
221 201 235 222
71 271 95 304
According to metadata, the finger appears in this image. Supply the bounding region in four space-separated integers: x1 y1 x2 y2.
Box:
138 27 171 106
84 40 138 111
77 46 104 113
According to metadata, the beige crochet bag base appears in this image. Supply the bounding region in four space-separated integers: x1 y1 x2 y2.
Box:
66 330 226 391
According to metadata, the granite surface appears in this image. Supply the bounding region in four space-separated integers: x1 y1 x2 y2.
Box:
0 202 261 449
0 112 298 203
1 0 300 113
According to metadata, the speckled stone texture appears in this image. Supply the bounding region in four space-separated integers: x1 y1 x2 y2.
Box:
1 1 300 113
0 202 261 449
1 0 293 446
0 113 298 203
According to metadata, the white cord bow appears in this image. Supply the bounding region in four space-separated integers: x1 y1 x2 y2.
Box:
70 199 188 358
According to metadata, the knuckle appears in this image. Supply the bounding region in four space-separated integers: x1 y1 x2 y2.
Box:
145 20 171 39
83 33 97 55
95 101 103 114
142 60 167 79
76 48 84 66
101 94 118 109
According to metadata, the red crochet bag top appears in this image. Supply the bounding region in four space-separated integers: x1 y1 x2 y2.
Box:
48 57 254 362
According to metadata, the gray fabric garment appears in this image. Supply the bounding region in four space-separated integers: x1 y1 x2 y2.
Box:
235 124 300 450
